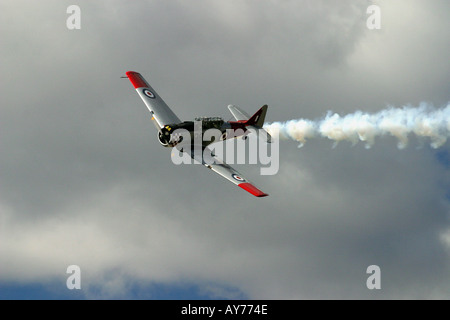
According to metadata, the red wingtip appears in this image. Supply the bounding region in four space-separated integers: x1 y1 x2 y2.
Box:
125 71 150 89
239 183 269 197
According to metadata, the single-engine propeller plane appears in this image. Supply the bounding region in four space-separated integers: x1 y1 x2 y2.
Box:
124 71 271 197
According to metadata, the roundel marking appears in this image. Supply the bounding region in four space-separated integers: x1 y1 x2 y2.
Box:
232 174 245 182
143 89 155 99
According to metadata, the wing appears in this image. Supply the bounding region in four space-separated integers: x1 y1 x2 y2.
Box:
185 145 268 197
228 105 250 121
126 71 181 127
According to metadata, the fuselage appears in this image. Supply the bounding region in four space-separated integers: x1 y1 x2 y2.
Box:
158 117 250 148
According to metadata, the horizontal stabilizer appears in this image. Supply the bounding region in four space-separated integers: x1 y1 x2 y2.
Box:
246 125 272 143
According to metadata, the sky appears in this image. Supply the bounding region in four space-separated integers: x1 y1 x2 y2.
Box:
1 0 449 299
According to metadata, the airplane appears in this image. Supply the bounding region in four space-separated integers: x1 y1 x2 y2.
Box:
124 71 271 197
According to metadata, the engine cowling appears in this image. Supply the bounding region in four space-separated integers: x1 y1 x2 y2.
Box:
158 122 193 148
158 130 184 147
158 131 170 147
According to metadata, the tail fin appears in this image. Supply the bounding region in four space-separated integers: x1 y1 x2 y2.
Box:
245 105 268 128
245 105 272 143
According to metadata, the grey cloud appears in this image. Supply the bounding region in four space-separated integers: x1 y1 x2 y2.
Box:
0 0 449 299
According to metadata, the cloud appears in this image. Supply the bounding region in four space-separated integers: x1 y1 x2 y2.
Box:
0 0 449 299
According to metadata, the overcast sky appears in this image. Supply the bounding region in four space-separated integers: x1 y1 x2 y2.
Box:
1 0 449 299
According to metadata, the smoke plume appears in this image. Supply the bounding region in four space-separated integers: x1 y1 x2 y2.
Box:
264 103 450 149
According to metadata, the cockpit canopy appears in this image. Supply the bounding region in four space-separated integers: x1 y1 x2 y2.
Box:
194 117 224 130
194 116 223 122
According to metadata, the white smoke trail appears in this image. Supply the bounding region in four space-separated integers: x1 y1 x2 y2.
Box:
264 102 450 149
